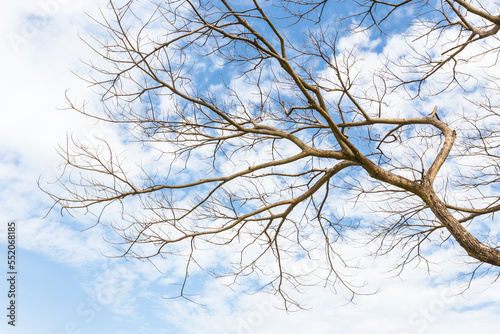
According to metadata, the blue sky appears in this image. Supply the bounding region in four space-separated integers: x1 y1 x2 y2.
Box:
1 1 500 333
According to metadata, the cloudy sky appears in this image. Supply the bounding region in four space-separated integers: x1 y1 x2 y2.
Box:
1 1 499 333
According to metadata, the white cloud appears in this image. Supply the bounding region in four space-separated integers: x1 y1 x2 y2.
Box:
151 242 500 334
0 2 499 334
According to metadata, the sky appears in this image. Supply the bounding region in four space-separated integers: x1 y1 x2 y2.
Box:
0 1 499 334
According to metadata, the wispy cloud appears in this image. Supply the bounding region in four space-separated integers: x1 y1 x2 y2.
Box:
1 1 499 334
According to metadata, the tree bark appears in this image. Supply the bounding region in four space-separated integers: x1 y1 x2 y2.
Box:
424 190 500 266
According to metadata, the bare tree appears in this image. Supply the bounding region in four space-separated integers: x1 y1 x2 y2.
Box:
46 0 500 307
